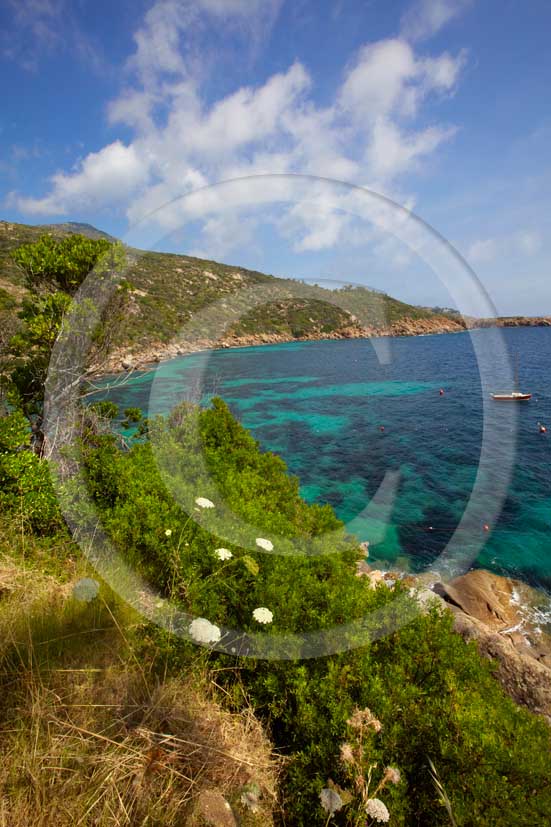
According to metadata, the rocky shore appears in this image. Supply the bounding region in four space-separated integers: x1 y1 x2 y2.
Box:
88 312 551 378
470 316 551 329
89 314 466 376
357 557 551 723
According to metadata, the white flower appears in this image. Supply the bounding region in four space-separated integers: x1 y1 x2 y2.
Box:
365 798 390 823
165 529 172 537
240 784 260 813
195 497 215 509
189 617 221 644
255 537 273 551
253 607 273 624
340 742 354 765
320 788 343 816
384 766 401 785
73 578 99 603
214 548 233 561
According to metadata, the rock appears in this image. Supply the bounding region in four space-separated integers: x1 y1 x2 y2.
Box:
415 588 447 613
121 358 133 370
356 560 371 577
450 607 551 722
192 790 236 827
366 569 385 589
359 540 370 556
506 630 530 651
433 569 519 631
386 570 403 581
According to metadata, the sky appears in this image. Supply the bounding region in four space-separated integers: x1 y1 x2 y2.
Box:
1 0 550 316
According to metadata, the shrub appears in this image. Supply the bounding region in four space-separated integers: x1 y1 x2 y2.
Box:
0 410 62 534
77 399 551 826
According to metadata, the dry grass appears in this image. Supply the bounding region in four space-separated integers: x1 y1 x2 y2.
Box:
0 558 281 826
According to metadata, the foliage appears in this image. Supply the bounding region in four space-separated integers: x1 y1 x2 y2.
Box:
4 234 126 444
89 400 119 421
122 406 142 428
4 223 547 824
2 386 551 825
0 221 461 367
0 410 62 533
75 398 551 827
12 233 113 295
233 297 356 338
7 292 72 421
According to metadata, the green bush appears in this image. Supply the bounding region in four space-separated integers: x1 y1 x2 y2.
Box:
12 233 112 295
78 399 551 826
0 410 62 534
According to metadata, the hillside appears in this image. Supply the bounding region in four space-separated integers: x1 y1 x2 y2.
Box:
0 220 464 373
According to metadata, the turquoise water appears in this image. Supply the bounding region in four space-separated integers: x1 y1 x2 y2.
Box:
90 328 551 594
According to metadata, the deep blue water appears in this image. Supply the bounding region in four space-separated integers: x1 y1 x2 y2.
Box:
90 327 551 596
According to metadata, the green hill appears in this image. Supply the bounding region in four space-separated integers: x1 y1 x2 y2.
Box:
0 220 464 371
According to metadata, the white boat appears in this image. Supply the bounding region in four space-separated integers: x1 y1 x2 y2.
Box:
491 355 531 401
491 391 532 401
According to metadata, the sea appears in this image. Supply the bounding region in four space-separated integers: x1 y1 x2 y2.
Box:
89 326 551 612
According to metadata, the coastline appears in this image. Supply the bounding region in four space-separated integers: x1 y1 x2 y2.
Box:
87 314 466 377
88 315 551 379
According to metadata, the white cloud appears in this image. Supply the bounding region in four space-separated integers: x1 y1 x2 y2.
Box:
14 0 466 254
178 62 310 157
280 201 351 252
338 39 464 123
339 39 417 121
468 238 499 264
16 141 150 215
2 0 104 72
400 0 473 42
366 117 456 179
4 0 64 54
515 230 542 256
468 230 543 265
123 0 282 93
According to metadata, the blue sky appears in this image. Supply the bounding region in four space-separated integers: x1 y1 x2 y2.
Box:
1 0 550 315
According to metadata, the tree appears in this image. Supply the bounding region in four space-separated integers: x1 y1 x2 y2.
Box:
4 234 126 453
12 233 112 296
9 292 73 430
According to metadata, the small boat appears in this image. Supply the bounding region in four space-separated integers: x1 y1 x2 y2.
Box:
491 391 532 401
491 355 532 401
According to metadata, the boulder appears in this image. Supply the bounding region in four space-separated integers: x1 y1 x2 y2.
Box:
450 607 551 722
415 587 447 613
433 569 519 631
365 569 385 589
355 560 371 578
192 790 236 827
